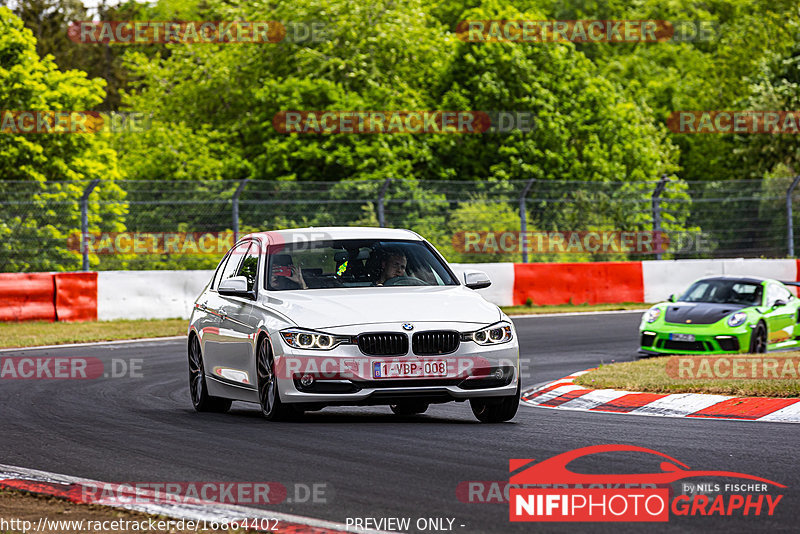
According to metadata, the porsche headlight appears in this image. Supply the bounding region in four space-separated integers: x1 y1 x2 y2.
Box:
280 329 350 350
462 322 513 345
644 308 661 323
727 311 748 327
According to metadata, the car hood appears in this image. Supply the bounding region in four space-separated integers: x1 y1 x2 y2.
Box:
663 302 750 325
261 285 502 329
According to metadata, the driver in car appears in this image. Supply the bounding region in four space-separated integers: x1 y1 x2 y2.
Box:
374 250 407 286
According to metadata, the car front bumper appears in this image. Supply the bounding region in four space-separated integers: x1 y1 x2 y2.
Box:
639 323 752 355
274 334 520 405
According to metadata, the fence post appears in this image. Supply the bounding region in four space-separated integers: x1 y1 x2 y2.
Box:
651 174 669 260
80 179 100 272
377 178 392 228
232 178 250 243
787 175 800 257
519 179 535 263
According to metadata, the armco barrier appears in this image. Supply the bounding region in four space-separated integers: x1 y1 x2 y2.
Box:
0 273 56 322
97 270 213 321
642 259 797 302
0 272 98 322
513 262 644 306
54 272 98 321
5 259 800 322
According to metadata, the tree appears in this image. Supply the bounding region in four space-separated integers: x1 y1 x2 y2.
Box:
0 7 125 272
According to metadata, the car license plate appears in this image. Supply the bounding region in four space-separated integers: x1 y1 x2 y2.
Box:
372 360 447 379
670 333 695 342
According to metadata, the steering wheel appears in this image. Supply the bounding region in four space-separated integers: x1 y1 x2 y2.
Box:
383 276 427 286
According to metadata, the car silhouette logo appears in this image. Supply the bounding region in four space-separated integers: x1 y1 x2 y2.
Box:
509 444 784 487
402 323 414 331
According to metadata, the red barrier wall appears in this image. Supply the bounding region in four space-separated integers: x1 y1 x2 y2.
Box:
54 272 98 321
513 262 644 306
0 273 56 322
0 272 98 322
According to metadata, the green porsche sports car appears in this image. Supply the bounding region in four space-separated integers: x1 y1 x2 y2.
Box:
639 276 800 355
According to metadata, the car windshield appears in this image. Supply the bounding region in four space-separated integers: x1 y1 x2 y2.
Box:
678 280 763 306
266 239 458 290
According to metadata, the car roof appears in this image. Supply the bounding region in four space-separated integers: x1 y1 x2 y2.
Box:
696 275 771 284
243 226 423 246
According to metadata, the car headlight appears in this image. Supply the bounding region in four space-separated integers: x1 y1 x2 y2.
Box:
727 311 748 327
280 329 351 350
461 322 513 345
644 308 661 323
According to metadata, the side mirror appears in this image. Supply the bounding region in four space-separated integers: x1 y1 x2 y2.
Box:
219 276 255 300
668 294 676 303
464 270 491 290
773 299 787 308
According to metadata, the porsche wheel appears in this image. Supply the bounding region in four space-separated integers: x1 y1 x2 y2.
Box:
749 322 767 354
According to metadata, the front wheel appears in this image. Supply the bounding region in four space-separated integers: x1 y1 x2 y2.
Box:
256 336 300 421
749 323 767 353
470 379 520 423
188 335 231 413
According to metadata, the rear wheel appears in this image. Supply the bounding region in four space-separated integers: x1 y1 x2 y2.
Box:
188 335 231 413
256 336 300 421
749 322 767 353
390 402 429 415
470 379 520 423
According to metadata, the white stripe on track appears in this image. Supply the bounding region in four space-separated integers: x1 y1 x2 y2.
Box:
0 463 394 534
0 336 186 353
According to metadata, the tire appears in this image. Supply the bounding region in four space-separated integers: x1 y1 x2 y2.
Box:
188 335 232 413
749 322 767 354
470 379 520 423
390 402 429 415
256 335 300 421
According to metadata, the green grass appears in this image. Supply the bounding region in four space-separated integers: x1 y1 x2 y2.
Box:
502 302 650 315
0 318 187 349
574 354 800 398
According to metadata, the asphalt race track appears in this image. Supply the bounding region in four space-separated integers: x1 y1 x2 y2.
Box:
1 311 799 533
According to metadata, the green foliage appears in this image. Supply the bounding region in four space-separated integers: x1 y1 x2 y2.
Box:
0 7 124 272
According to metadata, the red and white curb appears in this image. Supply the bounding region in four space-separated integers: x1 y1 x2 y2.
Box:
0 464 392 534
520 370 800 423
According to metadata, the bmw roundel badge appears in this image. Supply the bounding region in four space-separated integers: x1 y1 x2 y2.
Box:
402 323 414 331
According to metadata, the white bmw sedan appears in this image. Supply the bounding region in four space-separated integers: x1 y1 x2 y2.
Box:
187 227 520 423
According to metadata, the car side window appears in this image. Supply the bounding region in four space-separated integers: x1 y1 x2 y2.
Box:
217 241 250 288
773 284 792 305
236 242 260 292
210 254 230 290
766 284 787 307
